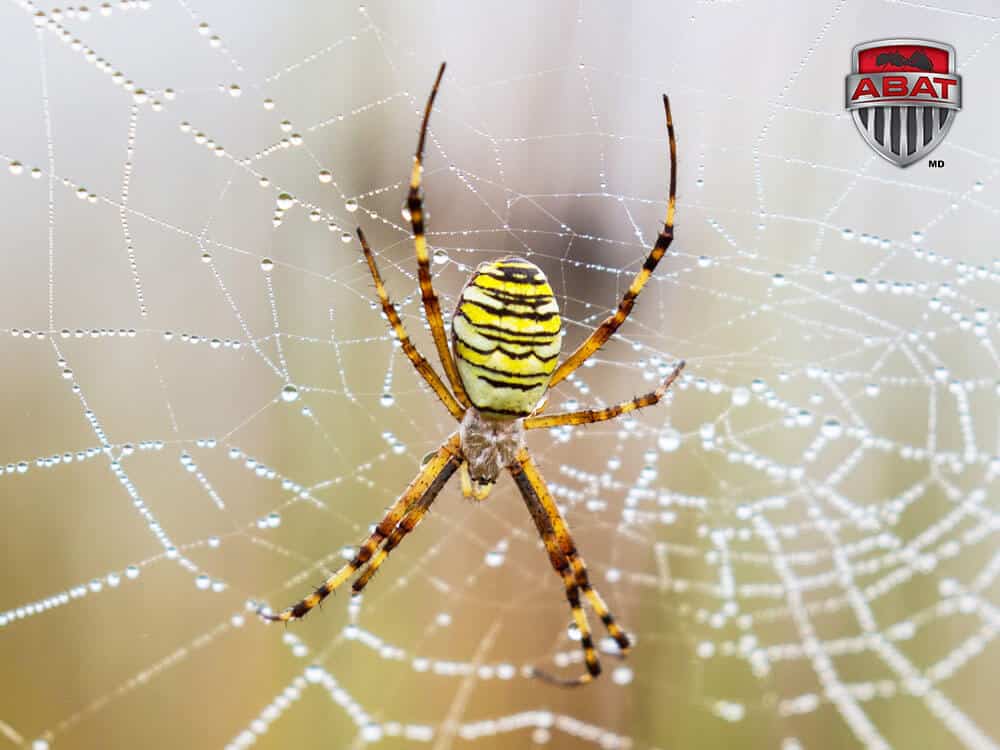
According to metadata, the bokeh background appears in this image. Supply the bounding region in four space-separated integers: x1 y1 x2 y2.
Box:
0 1 997 749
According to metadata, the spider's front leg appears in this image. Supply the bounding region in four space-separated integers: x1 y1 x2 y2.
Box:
547 93 678 389
259 434 461 622
407 62 472 409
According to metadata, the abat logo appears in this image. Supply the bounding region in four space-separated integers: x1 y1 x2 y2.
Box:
845 39 962 167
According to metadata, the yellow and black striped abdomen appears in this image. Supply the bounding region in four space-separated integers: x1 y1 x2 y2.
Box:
453 258 562 418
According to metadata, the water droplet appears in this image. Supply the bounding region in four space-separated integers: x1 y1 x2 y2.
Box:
821 418 843 439
276 193 294 210
9 161 23 175
317 169 332 183
485 550 505 567
341 232 353 244
432 248 449 265
228 84 241 97
713 700 745 722
658 428 681 452
260 257 274 272
612 665 633 685
345 198 359 212
379 393 395 407
731 387 750 406
360 724 383 742
852 278 869 293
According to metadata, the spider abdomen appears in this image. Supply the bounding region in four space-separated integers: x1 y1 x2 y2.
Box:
452 257 562 417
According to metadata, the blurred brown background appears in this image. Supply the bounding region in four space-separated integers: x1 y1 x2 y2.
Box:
0 2 997 749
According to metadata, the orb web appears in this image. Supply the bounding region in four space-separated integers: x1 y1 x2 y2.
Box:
0 1 997 749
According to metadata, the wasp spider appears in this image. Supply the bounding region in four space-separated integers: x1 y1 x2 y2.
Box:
262 63 683 687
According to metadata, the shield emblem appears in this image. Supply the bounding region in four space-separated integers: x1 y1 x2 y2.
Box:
845 39 962 167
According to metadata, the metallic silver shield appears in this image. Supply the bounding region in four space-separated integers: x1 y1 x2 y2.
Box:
845 39 961 168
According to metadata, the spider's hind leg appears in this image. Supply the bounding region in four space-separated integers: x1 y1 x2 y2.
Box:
352 481 439 594
568 557 631 654
509 449 630 686
260 434 461 622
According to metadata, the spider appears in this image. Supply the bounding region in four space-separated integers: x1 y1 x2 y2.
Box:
261 62 683 687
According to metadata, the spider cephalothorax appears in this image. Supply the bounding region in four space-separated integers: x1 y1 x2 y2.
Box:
458 407 526 500
261 62 685 687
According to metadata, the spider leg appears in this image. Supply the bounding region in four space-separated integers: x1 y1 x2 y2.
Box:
515 450 631 654
260 434 461 622
408 62 472 409
547 94 678 389
524 361 684 430
357 228 464 421
509 449 630 686
352 477 441 594
514 480 598 686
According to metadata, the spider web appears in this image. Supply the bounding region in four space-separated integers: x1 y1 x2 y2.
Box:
1 1 998 748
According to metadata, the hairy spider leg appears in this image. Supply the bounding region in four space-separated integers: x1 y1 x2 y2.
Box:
547 95 678 390
261 434 461 622
524 361 685 430
352 475 444 593
510 450 630 686
514 450 631 653
358 227 464 420
408 62 472 408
